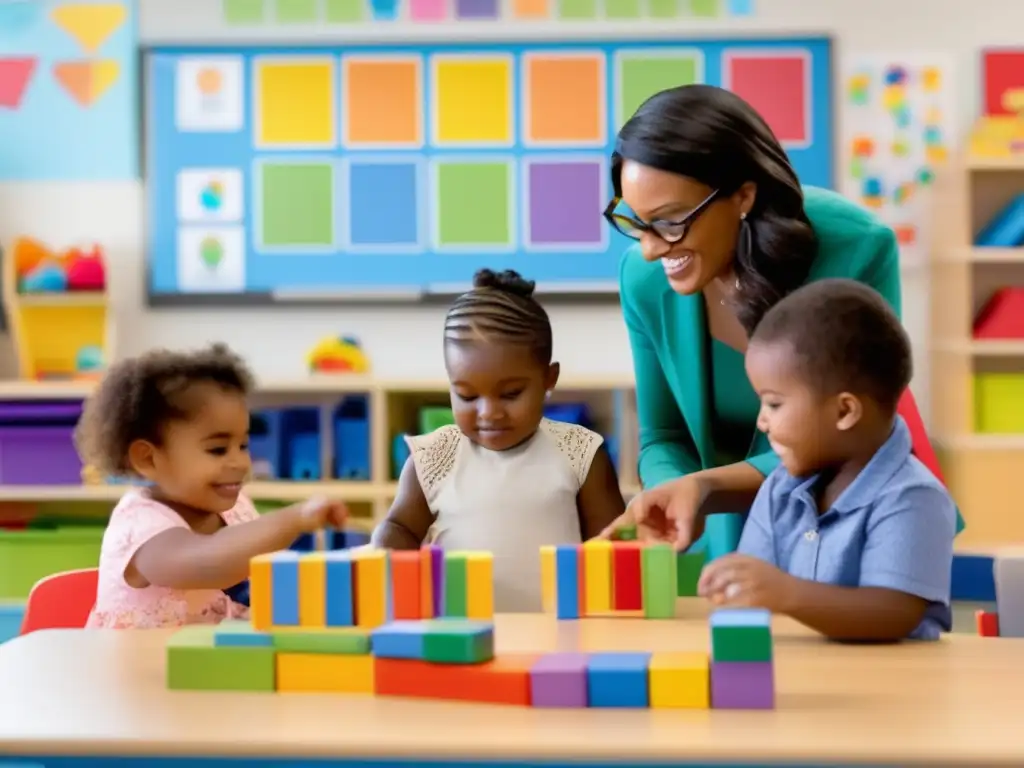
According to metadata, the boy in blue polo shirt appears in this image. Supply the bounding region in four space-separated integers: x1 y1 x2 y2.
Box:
699 278 956 641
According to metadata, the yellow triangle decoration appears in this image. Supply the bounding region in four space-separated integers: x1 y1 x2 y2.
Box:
50 3 127 54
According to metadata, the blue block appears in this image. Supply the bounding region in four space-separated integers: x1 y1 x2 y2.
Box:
555 545 580 620
345 530 370 548
392 433 411 480
271 552 300 626
214 622 273 647
0 603 24 643
710 607 772 628
706 513 744 561
952 554 996 602
325 551 354 627
975 194 1024 247
290 532 316 552
371 620 426 659
586 652 651 708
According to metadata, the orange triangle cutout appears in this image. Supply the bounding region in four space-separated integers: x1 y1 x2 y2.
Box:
50 3 126 54
53 60 119 107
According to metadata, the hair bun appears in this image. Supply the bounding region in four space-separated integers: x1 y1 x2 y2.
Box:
472 268 536 298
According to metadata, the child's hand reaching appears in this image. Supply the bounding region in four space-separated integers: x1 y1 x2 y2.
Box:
698 554 796 613
290 496 349 533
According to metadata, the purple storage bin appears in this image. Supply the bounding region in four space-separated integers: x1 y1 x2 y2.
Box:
0 402 83 485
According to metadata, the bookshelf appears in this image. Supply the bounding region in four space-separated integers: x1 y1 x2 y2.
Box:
931 151 1024 546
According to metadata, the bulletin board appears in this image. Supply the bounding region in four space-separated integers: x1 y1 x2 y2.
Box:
144 38 833 305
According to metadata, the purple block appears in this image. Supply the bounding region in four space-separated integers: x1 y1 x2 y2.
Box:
527 161 604 246
455 0 499 18
429 546 444 616
530 652 589 708
710 661 775 709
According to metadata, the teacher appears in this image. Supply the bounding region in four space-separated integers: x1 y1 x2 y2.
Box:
598 84 959 550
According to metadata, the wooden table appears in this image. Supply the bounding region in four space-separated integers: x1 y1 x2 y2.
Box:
0 603 1022 767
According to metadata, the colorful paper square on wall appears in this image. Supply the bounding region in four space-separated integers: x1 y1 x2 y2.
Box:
342 55 423 147
343 159 424 250
523 52 605 146
176 56 245 133
177 226 247 292
254 56 336 148
724 50 810 146
433 159 514 248
524 158 606 248
615 49 705 128
256 160 336 248
431 54 513 145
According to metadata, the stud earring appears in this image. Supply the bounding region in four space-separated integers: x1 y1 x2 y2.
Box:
545 390 552 399
740 212 747 220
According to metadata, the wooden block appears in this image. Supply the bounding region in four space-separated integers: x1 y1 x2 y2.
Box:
540 545 556 612
277 652 374 694
270 550 301 627
324 550 355 627
648 652 709 708
270 626 370 654
213 619 272 647
419 546 435 619
530 652 589 707
641 543 677 619
429 545 445 616
994 554 1024 637
676 551 706 597
355 549 387 629
976 609 1001 637
710 661 774 709
375 653 537 705
298 552 326 628
444 551 469 617
422 619 494 664
583 539 612 616
372 620 427 659
611 542 642 611
710 608 773 662
249 553 273 630
554 544 580 620
466 552 494 620
390 551 422 620
586 652 651 708
166 625 274 691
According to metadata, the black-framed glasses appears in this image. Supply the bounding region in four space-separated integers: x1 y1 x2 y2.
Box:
603 188 722 243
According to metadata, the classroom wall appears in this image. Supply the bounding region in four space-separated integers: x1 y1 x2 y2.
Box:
0 0 1018 422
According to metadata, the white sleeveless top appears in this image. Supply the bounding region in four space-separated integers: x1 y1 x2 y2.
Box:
406 419 604 613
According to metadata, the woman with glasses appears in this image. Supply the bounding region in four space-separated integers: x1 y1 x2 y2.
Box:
597 84 960 551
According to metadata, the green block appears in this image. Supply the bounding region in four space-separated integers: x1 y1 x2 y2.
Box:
648 0 680 17
689 0 720 16
711 626 773 662
259 162 335 248
271 627 370 654
166 626 275 691
422 620 494 664
641 543 677 619
605 0 641 17
324 0 364 21
556 0 598 19
676 551 706 597
274 0 317 22
223 0 264 23
615 525 637 542
444 553 468 618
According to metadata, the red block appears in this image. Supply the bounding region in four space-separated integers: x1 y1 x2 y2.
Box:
390 551 421 620
612 542 643 611
976 610 1000 637
374 654 537 705
973 288 1024 340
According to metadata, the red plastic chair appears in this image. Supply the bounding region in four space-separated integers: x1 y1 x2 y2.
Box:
20 568 98 635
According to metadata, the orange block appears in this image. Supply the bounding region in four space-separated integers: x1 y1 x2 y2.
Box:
374 654 538 705
390 551 421 620
419 547 434 619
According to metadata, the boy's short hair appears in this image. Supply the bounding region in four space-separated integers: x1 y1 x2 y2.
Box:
750 278 912 411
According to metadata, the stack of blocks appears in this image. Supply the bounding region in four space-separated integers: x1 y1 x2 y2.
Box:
541 541 707 619
166 545 774 709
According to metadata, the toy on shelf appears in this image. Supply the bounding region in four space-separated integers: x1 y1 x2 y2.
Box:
973 195 1024 248
166 545 776 710
973 288 1024 339
976 610 1000 637
3 238 111 381
308 335 370 374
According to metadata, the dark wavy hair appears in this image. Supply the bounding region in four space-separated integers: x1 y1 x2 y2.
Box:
612 84 818 333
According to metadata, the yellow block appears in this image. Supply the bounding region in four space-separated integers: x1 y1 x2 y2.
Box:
355 550 387 628
466 552 494 619
582 539 612 616
649 652 710 709
276 653 374 693
540 545 555 613
249 554 273 631
433 55 512 144
298 552 326 628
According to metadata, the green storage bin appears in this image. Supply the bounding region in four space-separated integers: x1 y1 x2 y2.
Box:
419 406 455 434
974 373 1024 434
0 526 104 599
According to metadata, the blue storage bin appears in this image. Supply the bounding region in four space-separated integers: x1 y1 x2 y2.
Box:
249 409 283 479
327 529 371 550
281 407 321 480
333 396 370 480
544 402 592 428
392 433 411 480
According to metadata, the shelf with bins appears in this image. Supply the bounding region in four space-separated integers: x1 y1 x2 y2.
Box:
0 375 642 530
930 151 1024 546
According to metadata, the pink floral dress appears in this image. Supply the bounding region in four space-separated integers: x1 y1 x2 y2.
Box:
86 489 260 629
